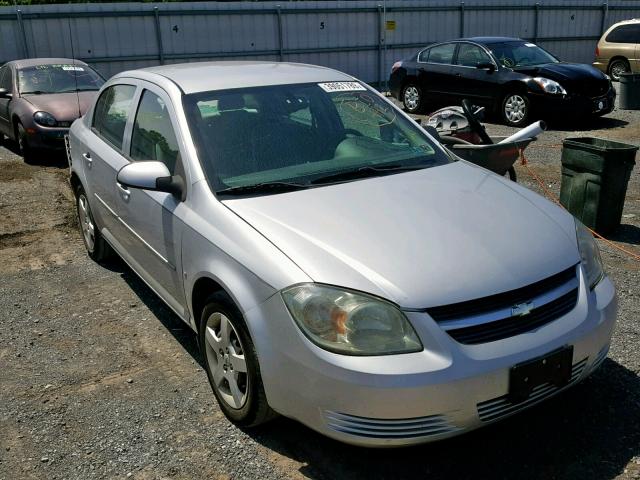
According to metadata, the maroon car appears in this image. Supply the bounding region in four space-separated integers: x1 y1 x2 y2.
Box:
0 58 104 163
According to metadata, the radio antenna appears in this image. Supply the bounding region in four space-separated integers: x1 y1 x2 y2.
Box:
67 17 81 118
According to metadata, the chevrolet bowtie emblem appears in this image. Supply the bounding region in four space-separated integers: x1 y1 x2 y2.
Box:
511 301 534 317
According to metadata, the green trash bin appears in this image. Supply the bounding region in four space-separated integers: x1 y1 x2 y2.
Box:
560 137 637 235
619 73 640 110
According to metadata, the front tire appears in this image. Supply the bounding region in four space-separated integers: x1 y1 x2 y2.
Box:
16 122 36 164
609 58 630 82
501 92 530 127
199 293 276 427
75 185 112 262
402 83 425 114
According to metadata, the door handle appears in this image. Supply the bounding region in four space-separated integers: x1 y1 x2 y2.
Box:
82 152 92 166
116 182 130 201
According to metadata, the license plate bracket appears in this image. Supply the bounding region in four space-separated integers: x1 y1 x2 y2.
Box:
509 346 573 404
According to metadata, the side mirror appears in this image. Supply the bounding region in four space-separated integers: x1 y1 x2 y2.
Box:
0 87 12 99
476 62 495 72
117 161 184 199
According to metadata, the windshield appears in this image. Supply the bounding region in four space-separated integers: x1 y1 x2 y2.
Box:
18 64 104 94
183 82 451 194
489 41 559 68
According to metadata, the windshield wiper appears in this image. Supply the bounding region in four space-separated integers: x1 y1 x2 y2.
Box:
217 181 309 196
310 164 426 185
60 88 99 93
21 90 48 95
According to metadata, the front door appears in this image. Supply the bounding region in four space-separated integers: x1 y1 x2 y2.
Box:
116 84 188 317
449 43 499 108
0 66 13 136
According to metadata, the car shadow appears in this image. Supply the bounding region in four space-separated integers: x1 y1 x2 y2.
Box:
100 256 640 479
103 255 204 369
246 360 640 480
547 116 629 132
0 138 69 167
607 223 640 246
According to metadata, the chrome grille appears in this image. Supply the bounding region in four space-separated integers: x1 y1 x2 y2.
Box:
477 358 587 422
324 411 460 439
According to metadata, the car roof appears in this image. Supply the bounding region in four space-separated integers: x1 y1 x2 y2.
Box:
462 37 523 44
134 61 355 94
5 58 89 69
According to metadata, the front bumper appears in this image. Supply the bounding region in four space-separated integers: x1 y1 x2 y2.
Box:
26 126 69 150
247 268 617 447
530 86 616 118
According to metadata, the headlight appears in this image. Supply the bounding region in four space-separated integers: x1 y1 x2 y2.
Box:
575 220 605 289
281 284 422 355
33 111 58 127
533 77 567 95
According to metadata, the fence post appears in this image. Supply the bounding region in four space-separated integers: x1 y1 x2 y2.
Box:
533 3 540 42
153 7 165 65
459 2 465 37
600 2 609 34
378 5 383 90
16 9 29 58
277 5 284 61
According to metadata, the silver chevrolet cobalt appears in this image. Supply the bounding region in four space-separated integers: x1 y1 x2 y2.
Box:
68 62 617 447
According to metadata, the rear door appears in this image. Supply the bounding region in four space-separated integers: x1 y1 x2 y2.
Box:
115 83 188 317
449 42 500 107
0 65 13 136
417 43 457 105
84 82 138 242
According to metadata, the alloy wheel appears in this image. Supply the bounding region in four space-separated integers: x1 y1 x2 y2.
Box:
610 60 629 81
77 194 95 252
204 312 248 409
504 94 527 123
404 85 420 111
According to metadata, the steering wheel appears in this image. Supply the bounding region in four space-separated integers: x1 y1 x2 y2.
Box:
461 99 493 145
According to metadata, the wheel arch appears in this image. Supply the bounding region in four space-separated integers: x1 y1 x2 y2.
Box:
70 171 82 195
608 55 629 71
191 275 230 333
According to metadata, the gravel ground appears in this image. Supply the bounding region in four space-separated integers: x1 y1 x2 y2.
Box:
0 98 639 480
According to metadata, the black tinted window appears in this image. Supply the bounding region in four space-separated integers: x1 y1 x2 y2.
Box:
0 66 11 91
426 44 456 64
92 84 137 151
606 24 640 44
130 90 180 174
456 44 491 67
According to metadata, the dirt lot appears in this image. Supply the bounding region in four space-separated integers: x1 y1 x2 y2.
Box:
0 100 639 480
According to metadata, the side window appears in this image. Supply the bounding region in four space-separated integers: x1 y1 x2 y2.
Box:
0 66 12 91
130 90 180 175
426 43 456 65
92 84 136 151
456 44 491 67
418 48 430 62
606 24 640 44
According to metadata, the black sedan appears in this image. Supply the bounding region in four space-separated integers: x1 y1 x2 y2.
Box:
389 37 615 126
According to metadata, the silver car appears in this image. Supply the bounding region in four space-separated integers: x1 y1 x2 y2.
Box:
68 61 617 447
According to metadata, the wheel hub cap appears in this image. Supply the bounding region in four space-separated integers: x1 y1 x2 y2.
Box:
505 95 526 122
204 312 248 409
78 195 95 251
404 86 419 110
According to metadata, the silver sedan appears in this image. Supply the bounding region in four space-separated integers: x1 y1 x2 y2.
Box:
68 61 617 447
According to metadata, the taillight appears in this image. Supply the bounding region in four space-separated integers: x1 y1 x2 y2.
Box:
595 46 600 57
391 61 403 73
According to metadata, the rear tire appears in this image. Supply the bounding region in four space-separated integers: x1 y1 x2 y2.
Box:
199 292 276 427
402 83 426 114
75 184 112 263
609 58 630 82
501 92 530 127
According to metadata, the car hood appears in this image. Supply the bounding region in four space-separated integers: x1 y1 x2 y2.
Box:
223 162 580 309
515 62 607 83
21 91 98 121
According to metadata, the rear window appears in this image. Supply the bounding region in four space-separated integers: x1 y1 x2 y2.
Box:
606 24 640 44
92 84 137 151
